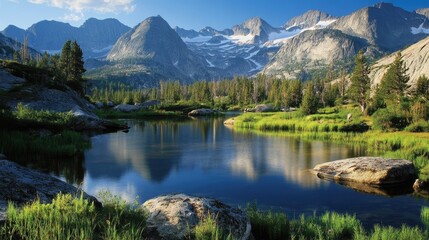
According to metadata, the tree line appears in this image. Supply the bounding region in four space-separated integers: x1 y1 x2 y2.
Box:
12 39 86 93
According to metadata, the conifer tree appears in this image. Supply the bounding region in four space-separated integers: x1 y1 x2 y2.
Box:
348 50 371 114
70 41 85 82
415 75 429 100
379 52 410 106
60 40 72 81
301 81 318 115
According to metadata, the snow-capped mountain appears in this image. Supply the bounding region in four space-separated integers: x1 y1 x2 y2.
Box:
175 13 338 77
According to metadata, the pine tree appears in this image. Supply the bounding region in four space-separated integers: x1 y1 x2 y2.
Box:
70 41 85 82
415 75 429 100
301 81 318 115
348 50 371 114
379 52 410 106
60 40 72 81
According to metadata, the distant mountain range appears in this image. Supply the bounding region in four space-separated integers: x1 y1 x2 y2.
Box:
1 18 130 59
1 2 429 86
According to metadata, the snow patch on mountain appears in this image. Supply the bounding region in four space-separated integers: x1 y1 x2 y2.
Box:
411 23 429 34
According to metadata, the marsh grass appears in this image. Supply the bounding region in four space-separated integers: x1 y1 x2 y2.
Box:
1 192 146 240
0 130 90 157
14 102 75 127
193 213 235 240
246 203 290 240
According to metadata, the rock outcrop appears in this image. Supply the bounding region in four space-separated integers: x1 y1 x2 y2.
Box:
313 157 417 185
113 104 140 112
369 36 429 88
142 194 251 240
0 160 98 222
188 108 214 116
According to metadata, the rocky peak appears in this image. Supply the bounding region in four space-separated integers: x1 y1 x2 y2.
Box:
416 8 429 18
284 10 335 29
232 17 279 44
329 3 429 51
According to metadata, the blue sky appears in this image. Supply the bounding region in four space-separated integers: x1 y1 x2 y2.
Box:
1 0 428 31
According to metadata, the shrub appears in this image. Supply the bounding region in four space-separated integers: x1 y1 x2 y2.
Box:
404 120 429 132
372 109 409 131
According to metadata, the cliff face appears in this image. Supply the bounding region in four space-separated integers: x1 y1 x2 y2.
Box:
263 29 368 79
369 36 429 88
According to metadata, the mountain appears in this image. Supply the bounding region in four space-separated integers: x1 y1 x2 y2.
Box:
329 2 429 51
1 18 130 59
284 10 336 30
0 33 38 59
231 17 281 44
416 8 429 18
369 36 429 88
262 29 369 79
99 16 210 85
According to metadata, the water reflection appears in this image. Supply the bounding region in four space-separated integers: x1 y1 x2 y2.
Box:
85 119 365 188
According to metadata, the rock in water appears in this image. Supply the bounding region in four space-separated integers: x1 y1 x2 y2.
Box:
188 108 214 116
143 194 251 240
0 160 98 222
313 157 416 185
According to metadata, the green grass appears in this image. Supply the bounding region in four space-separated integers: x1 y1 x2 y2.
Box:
1 192 146 240
193 213 235 240
234 106 368 133
14 102 75 126
0 130 90 157
246 203 290 240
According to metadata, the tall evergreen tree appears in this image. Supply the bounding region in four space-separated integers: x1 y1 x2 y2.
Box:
60 40 72 81
348 50 371 114
301 81 319 115
70 41 85 82
379 52 410 106
415 75 429 100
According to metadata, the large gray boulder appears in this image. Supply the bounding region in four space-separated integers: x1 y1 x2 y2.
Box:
0 160 98 223
0 69 26 91
313 157 417 185
113 103 140 112
254 104 274 112
142 194 251 240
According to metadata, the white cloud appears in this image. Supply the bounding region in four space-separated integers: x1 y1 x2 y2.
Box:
27 0 135 14
61 12 84 22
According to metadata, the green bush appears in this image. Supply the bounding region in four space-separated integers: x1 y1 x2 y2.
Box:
372 109 409 131
405 120 429 132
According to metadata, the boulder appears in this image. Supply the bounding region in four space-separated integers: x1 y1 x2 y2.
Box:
107 101 114 107
142 194 251 240
113 104 140 112
141 100 161 109
0 153 6 160
413 179 429 192
313 157 416 185
224 118 235 126
254 104 274 113
347 113 352 121
188 108 214 116
0 69 26 91
0 160 99 223
94 101 104 108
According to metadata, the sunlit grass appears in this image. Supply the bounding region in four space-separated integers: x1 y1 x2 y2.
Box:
1 192 146 240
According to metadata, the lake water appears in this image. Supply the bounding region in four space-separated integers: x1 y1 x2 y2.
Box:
14 117 429 228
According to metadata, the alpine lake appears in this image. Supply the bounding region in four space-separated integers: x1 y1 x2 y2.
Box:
11 115 429 229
